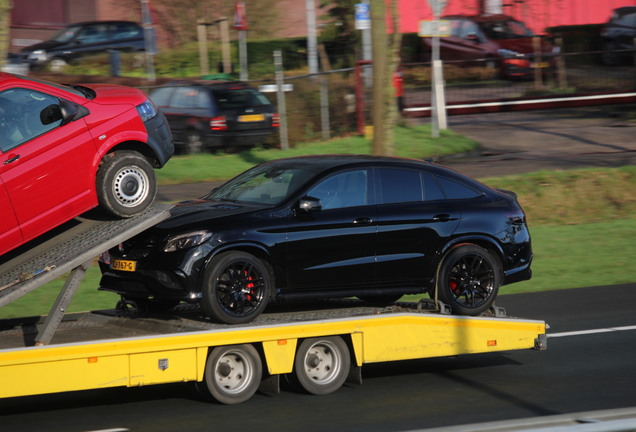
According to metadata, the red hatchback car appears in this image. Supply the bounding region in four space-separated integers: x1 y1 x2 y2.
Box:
0 73 174 256
423 14 552 77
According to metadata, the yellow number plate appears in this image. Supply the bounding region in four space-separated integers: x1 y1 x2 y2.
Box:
111 259 137 272
531 62 550 69
238 114 265 122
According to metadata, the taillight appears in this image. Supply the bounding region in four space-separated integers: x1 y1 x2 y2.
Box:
272 113 280 127
210 116 227 131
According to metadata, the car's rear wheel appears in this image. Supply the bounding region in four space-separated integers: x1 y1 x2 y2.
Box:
184 130 204 154
201 251 271 324
290 336 350 395
435 244 501 316
96 150 157 218
197 344 262 404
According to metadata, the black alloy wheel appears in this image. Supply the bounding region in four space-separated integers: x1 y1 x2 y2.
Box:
202 251 271 324
435 244 501 316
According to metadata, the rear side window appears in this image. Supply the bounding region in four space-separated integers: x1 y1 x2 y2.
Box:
170 87 210 109
376 168 445 204
112 22 142 40
212 88 270 110
149 87 173 106
436 176 482 199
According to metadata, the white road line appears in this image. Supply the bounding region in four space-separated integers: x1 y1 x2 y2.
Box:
84 429 129 432
548 325 636 338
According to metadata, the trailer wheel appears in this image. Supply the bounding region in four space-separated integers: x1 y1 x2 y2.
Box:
199 344 262 404
96 150 157 218
202 251 271 324
291 336 350 395
435 244 501 316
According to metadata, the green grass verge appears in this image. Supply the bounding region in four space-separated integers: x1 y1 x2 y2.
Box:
156 124 476 184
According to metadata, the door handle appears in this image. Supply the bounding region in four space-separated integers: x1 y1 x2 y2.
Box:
353 217 373 225
3 155 20 165
432 213 451 222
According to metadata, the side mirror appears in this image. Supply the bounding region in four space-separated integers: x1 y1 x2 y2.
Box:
297 196 322 213
58 100 89 125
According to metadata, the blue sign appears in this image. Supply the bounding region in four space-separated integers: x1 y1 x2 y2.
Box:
355 3 371 30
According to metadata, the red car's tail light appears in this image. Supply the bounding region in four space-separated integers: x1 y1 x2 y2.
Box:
272 113 280 127
210 116 227 131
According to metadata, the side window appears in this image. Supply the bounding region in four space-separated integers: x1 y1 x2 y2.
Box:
149 87 173 107
0 88 62 152
112 22 142 40
307 169 369 210
171 86 199 109
436 176 482 199
76 24 109 44
377 168 423 204
422 172 446 201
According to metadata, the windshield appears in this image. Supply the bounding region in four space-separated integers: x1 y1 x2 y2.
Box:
203 161 320 205
480 20 534 39
51 25 82 43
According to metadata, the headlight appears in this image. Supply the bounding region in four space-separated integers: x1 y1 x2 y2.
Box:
28 50 48 62
497 48 522 58
163 231 212 252
136 99 158 122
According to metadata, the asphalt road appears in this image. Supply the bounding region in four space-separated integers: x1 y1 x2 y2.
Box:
1 284 635 432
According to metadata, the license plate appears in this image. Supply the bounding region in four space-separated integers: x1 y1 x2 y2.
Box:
111 259 137 272
531 62 550 68
238 114 265 122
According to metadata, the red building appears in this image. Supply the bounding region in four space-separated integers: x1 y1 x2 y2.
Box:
398 0 636 34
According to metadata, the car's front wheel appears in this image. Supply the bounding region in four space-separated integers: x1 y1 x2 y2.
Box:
96 150 157 218
201 251 271 324
434 244 501 316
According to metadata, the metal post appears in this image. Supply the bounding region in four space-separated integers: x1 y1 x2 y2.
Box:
320 74 330 140
306 0 318 76
35 262 90 346
362 0 373 87
197 20 209 76
274 50 289 150
239 30 248 81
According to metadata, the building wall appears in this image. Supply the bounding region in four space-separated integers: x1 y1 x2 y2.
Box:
398 0 636 35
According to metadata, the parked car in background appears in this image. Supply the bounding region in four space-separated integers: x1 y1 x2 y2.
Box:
0 73 174 256
599 6 636 66
99 155 533 324
422 14 552 78
20 21 145 70
149 81 279 154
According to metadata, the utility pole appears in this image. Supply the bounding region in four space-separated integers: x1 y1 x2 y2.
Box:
370 0 387 155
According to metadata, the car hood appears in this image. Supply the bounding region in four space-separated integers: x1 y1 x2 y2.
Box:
84 83 148 105
154 199 268 230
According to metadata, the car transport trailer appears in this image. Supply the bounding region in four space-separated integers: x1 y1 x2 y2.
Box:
0 206 547 405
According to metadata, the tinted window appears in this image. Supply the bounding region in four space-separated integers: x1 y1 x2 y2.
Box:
170 87 200 109
0 88 62 152
437 176 481 199
212 88 271 110
112 22 142 40
377 168 422 204
75 24 109 44
307 169 369 210
149 87 173 106
377 168 447 203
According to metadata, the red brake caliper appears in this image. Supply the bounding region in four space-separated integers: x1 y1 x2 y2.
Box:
245 271 255 300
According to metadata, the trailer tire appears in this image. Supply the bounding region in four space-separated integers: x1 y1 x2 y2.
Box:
291 336 350 395
202 251 271 324
435 244 501 316
199 344 262 404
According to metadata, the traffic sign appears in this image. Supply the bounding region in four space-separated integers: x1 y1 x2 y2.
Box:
355 3 371 30
418 20 451 37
